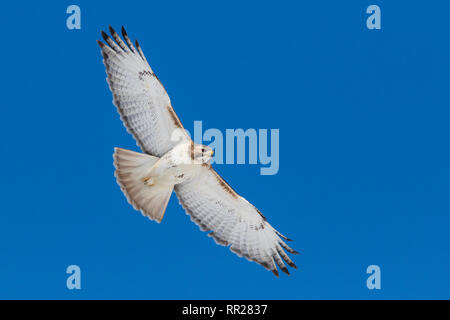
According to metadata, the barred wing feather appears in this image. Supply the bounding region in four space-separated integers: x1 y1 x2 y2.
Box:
175 166 298 276
98 26 187 157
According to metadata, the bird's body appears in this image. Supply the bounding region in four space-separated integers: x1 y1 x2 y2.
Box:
143 142 212 187
98 26 298 276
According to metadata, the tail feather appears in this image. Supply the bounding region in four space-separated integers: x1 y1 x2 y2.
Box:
113 147 173 223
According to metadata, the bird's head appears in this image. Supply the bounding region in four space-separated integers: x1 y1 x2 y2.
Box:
193 144 214 164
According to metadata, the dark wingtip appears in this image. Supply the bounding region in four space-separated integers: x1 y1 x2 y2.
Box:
121 26 127 37
135 39 140 48
108 25 117 36
101 30 110 42
282 234 294 242
96 40 105 48
280 266 290 275
276 230 294 241
272 269 279 277
286 260 298 269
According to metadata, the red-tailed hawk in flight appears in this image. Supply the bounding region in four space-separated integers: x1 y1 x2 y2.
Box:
97 26 298 276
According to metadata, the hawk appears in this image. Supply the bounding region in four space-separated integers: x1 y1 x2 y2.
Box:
97 26 298 276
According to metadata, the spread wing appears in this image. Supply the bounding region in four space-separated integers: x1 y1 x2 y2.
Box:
98 27 188 157
175 166 298 276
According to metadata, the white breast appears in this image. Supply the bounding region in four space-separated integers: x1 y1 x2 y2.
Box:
150 144 203 186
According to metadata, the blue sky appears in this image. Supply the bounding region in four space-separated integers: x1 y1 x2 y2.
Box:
0 0 449 299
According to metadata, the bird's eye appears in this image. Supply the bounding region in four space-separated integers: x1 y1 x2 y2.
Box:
202 148 205 152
